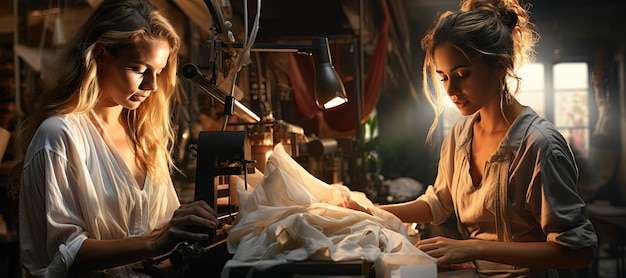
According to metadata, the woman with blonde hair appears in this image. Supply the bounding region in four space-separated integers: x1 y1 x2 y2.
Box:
348 0 597 276
11 0 217 276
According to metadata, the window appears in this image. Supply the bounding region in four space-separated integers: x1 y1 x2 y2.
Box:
553 63 590 156
516 63 545 117
440 62 591 157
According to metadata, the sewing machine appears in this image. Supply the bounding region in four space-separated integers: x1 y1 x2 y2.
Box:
135 130 371 278
134 131 249 276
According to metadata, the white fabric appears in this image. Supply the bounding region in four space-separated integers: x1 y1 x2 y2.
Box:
222 143 434 278
418 107 597 277
19 113 180 277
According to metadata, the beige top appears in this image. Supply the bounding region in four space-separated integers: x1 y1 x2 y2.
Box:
418 107 597 277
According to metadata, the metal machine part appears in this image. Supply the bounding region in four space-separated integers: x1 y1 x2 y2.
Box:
192 131 253 242
138 131 253 275
182 63 260 123
307 138 338 156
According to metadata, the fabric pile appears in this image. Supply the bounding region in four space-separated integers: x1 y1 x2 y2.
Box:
221 143 434 278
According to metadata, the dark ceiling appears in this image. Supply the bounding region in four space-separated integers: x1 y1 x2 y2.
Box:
229 0 626 58
229 0 357 39
6 0 626 46
407 0 626 60
4 0 625 66
404 0 626 40
10 0 623 51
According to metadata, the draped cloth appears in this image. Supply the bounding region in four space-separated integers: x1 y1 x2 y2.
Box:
221 143 434 278
288 18 389 132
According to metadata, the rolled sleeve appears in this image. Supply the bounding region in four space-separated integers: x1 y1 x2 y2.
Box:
529 147 598 250
417 185 451 225
416 132 456 225
20 148 88 277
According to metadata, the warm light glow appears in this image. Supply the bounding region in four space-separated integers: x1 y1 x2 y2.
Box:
323 96 348 109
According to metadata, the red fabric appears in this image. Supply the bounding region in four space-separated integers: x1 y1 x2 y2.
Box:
288 19 389 132
288 54 318 120
324 18 389 131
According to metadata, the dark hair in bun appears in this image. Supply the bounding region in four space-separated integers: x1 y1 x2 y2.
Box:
421 0 539 140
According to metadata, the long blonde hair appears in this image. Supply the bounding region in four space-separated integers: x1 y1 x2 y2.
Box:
421 0 538 142
9 0 181 196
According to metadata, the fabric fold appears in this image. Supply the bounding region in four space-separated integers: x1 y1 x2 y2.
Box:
222 143 434 278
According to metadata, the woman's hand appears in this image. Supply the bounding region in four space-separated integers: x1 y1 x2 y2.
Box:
73 201 218 270
415 236 478 265
342 198 372 215
152 200 218 253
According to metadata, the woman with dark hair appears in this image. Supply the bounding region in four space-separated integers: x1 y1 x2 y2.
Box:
348 0 597 276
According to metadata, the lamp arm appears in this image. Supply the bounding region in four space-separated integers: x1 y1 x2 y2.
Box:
230 43 314 55
182 63 261 123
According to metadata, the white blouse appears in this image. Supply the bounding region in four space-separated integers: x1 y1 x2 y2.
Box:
19 113 180 277
418 107 598 276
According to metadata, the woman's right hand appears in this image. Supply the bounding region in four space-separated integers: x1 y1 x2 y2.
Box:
72 201 218 269
343 199 373 215
152 200 218 253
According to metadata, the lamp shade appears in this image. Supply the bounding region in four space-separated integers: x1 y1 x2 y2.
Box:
312 37 348 109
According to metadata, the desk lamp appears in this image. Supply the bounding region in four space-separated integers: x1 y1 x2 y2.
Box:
311 37 348 109
230 37 349 109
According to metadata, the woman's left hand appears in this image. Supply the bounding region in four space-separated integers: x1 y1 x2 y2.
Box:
415 236 478 265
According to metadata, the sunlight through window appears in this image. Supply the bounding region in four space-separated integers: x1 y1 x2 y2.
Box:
554 63 589 156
